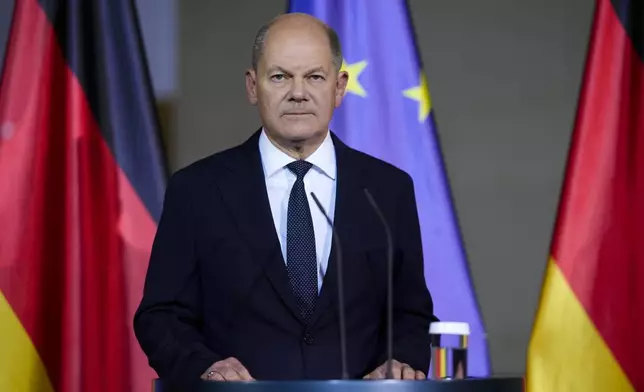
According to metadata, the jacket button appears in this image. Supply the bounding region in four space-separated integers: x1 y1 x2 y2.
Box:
303 333 314 345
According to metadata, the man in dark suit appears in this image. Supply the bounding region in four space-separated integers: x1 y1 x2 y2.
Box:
134 12 436 386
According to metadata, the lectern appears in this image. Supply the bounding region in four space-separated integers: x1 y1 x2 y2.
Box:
153 378 524 392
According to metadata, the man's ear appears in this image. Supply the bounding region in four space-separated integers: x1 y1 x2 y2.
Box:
245 69 258 105
334 70 349 107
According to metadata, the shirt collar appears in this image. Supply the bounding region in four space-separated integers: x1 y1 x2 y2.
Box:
258 128 336 180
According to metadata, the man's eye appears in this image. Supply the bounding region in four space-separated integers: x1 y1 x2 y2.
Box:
271 74 286 81
309 75 324 81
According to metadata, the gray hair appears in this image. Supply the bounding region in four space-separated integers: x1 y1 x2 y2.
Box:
251 16 343 72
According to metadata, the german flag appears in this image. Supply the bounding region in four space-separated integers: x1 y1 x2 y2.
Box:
0 0 167 391
527 0 643 390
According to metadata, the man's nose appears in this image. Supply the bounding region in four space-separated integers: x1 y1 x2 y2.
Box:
288 78 308 101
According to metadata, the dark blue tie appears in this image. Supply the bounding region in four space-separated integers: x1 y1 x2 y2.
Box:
286 160 318 323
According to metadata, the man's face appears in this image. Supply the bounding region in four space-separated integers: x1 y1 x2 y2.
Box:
246 21 348 145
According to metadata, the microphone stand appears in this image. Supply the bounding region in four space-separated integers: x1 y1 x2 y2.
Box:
363 188 394 380
311 192 349 380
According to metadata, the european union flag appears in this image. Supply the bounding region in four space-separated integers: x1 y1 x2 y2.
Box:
288 0 491 377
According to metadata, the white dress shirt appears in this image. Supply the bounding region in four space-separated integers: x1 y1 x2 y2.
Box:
258 129 336 292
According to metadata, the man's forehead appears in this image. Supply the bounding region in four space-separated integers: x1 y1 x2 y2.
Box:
261 41 333 71
265 34 329 54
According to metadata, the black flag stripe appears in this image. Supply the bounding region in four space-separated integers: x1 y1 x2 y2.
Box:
611 0 644 61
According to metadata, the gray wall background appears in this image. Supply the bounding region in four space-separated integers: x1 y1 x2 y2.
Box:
1 0 595 376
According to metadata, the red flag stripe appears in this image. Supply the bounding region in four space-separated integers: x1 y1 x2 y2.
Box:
0 0 73 387
118 168 159 392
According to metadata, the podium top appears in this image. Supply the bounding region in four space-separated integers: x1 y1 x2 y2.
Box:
153 378 524 392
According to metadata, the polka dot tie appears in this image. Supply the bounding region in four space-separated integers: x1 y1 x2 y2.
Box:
286 160 318 323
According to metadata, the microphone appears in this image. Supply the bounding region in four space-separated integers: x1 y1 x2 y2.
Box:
363 188 394 380
310 192 349 380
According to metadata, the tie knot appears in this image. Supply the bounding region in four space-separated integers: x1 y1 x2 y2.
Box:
287 160 313 179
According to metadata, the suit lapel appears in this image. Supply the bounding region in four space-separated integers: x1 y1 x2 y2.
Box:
307 133 368 329
218 130 370 329
217 130 304 324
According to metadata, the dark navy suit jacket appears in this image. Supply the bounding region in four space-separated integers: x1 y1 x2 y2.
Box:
134 130 435 387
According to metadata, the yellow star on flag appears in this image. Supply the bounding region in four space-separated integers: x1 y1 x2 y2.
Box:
403 73 432 123
340 59 368 97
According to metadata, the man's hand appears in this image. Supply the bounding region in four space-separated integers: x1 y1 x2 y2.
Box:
201 357 255 381
363 359 426 380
